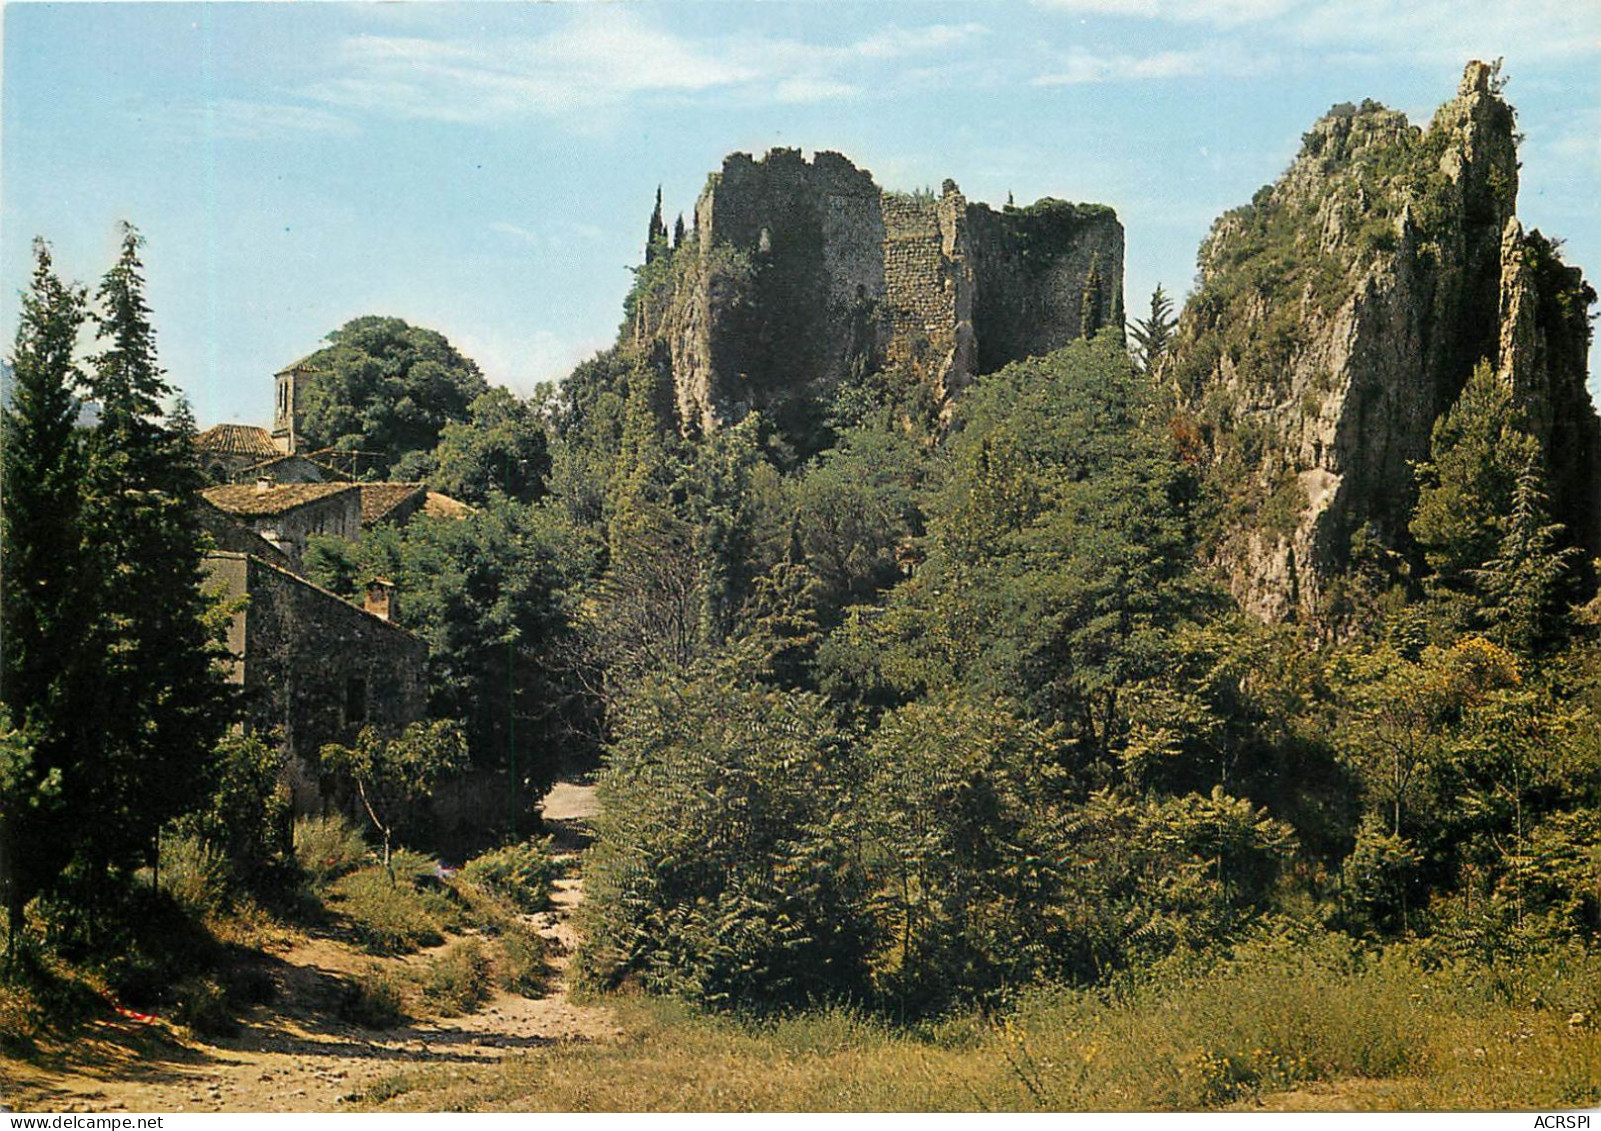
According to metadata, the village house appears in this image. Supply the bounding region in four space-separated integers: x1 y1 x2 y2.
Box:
202 482 363 572
203 551 427 810
192 355 476 814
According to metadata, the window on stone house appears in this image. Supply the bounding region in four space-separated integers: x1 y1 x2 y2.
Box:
345 676 367 725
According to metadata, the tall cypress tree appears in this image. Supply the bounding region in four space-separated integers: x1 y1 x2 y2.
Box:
77 224 230 893
0 240 90 946
645 186 667 264
1080 253 1106 339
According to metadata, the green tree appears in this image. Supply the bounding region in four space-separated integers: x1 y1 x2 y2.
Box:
817 336 1218 752
293 316 489 475
1080 252 1107 339
937 337 1214 754
579 676 870 1008
645 186 667 264
1128 284 1177 374
0 712 55 961
728 557 826 690
1340 813 1426 937
75 224 232 902
1410 362 1540 604
860 696 1072 1010
1470 459 1581 656
429 387 551 505
321 720 467 880
0 241 89 947
311 499 591 826
790 422 930 621
1443 686 1587 934
177 732 291 894
1335 637 1520 842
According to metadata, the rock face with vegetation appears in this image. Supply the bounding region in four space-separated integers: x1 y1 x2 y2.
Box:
1168 61 1600 621
634 148 1123 444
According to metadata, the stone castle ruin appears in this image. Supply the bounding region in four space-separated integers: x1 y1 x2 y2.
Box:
646 149 1125 434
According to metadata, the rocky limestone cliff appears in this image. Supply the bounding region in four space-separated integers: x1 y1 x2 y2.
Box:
1167 61 1600 622
641 149 1123 440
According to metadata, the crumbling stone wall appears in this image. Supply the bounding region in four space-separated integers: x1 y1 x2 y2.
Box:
663 149 1124 435
674 149 886 435
968 202 1125 374
881 183 979 400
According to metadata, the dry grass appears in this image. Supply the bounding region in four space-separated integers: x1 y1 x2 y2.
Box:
356 946 1601 1112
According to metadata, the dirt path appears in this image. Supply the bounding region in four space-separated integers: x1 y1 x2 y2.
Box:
2 784 613 1114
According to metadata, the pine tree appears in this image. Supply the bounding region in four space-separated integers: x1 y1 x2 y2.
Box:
2 242 87 725
0 240 90 949
1411 361 1540 596
1129 284 1176 374
1471 457 1580 656
645 186 667 264
75 224 230 894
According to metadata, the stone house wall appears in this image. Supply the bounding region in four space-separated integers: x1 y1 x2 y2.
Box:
204 552 428 811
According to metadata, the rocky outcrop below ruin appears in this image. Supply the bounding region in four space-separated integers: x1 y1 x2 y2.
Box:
1166 61 1600 622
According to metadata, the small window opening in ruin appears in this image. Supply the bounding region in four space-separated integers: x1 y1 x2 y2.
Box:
345 677 367 725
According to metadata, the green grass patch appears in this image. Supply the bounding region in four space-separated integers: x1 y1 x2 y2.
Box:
327 861 461 955
359 945 1601 1112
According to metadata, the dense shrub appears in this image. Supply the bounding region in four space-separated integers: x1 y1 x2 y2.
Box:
857 696 1075 1009
158 832 233 917
294 814 370 887
493 925 547 997
461 838 560 914
422 939 492 1015
329 863 457 955
579 676 872 1008
340 963 407 1029
171 974 236 1037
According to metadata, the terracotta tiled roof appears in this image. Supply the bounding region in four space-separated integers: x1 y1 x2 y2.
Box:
422 492 475 520
202 482 358 517
359 483 427 525
195 424 277 457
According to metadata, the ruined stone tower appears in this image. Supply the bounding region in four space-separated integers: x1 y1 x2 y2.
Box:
647 149 1124 437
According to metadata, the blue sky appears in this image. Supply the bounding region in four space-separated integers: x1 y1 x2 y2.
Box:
3 1 1598 428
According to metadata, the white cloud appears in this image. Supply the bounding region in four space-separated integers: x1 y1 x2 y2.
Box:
773 77 864 104
488 220 609 251
849 23 991 59
297 11 988 124
1034 44 1275 85
456 327 611 398
1289 0 1601 65
1036 0 1600 64
1532 109 1601 180
187 98 357 139
1033 0 1300 27
489 222 542 248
